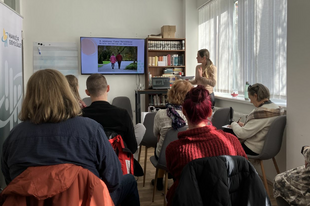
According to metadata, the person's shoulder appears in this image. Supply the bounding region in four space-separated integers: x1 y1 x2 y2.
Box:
155 109 168 118
4 121 30 140
110 104 128 114
217 129 238 140
71 116 102 128
166 138 181 151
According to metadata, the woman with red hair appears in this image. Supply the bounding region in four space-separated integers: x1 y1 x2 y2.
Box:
165 85 247 205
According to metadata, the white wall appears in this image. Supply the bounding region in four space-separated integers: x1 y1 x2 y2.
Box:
21 0 185 123
286 0 310 169
184 0 199 76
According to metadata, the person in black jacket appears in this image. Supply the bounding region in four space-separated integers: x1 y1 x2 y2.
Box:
172 155 271 206
83 73 145 154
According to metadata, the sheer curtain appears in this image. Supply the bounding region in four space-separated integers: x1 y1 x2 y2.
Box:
199 0 287 99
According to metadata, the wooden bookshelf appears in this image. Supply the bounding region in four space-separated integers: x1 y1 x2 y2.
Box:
142 38 186 113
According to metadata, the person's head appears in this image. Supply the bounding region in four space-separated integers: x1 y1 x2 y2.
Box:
167 80 192 105
197 49 213 69
85 73 109 98
19 69 81 124
182 85 212 125
247 83 270 107
65 75 81 101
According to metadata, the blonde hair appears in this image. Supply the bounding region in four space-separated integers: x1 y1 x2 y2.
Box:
65 75 81 101
19 69 81 124
86 74 108 97
167 80 193 105
198 49 215 79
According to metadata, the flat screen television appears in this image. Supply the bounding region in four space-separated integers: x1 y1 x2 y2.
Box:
80 37 145 75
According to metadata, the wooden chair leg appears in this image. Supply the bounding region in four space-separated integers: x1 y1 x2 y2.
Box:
152 168 159 202
164 171 168 206
138 145 142 163
143 147 148 187
272 157 280 174
260 160 270 197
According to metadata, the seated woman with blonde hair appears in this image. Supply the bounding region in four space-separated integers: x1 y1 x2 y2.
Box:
165 85 247 205
152 79 192 190
1 69 140 206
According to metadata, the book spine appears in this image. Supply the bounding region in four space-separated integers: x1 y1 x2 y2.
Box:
148 57 152 66
167 54 171 66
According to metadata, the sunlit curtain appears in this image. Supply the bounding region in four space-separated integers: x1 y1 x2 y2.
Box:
199 0 287 99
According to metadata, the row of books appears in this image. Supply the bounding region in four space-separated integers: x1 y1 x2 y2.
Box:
148 54 184 66
148 40 185 50
148 94 168 106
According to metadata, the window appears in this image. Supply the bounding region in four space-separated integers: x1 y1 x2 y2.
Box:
199 0 287 100
4 0 20 13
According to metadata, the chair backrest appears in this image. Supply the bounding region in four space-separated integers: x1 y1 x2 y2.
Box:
157 126 188 170
247 115 287 160
140 112 157 148
112 96 133 120
82 97 92 107
211 107 233 130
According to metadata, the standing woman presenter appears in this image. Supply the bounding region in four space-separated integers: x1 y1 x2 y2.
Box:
190 49 217 107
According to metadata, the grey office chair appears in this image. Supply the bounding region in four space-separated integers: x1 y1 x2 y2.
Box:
211 107 233 130
150 126 188 206
247 115 287 197
112 96 133 120
138 112 157 187
82 97 92 107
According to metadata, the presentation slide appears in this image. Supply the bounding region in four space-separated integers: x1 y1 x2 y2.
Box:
80 37 145 75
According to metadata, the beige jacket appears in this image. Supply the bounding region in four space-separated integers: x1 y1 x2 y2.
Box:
231 103 280 154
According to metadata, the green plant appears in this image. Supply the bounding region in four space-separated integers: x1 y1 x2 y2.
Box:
125 63 137 70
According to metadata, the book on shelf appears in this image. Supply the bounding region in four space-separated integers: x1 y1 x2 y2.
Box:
149 94 168 107
148 57 152 66
167 54 171 66
178 54 184 66
148 40 184 50
149 54 184 67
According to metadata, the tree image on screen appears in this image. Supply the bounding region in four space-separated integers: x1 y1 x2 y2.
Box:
98 46 137 73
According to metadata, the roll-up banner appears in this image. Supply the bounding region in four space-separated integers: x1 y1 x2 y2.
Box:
0 2 23 188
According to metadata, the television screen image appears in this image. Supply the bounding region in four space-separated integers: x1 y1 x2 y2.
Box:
80 37 145 75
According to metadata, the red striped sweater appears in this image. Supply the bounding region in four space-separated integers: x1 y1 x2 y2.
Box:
166 125 247 205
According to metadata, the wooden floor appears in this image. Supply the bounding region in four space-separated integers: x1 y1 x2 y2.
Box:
137 146 278 206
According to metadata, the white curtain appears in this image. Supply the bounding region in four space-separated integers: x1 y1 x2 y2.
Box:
199 0 287 99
